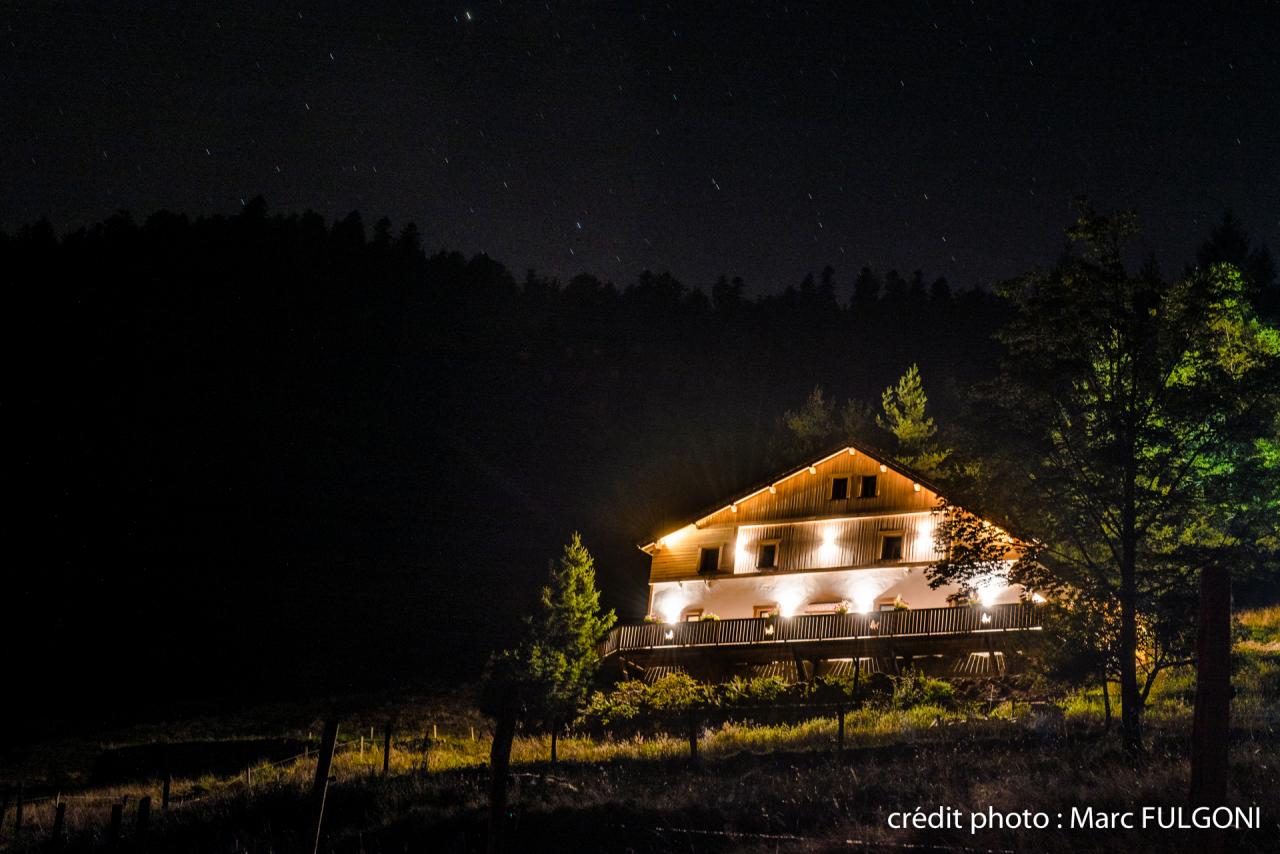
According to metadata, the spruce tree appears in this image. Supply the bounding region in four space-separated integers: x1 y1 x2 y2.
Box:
524 533 617 761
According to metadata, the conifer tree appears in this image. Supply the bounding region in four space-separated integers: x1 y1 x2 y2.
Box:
877 364 950 477
524 533 617 762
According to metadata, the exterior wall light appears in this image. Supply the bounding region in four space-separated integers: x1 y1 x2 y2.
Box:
869 619 880 631
879 464 888 473
981 613 992 625
663 628 675 640
763 624 774 636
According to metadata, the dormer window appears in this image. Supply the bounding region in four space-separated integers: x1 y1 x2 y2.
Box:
829 476 849 500
859 475 879 498
697 546 721 576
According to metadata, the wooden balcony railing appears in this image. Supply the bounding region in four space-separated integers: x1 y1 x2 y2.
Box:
599 602 1042 658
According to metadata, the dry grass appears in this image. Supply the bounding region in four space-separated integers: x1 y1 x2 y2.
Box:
5 608 1278 852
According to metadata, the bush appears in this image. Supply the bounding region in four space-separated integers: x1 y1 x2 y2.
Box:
891 669 955 709
577 674 716 736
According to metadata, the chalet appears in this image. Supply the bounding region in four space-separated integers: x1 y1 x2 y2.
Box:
600 442 1043 680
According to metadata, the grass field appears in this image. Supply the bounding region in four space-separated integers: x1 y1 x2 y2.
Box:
2 607 1277 852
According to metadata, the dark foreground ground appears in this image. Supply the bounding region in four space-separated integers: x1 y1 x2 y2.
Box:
8 730 1277 853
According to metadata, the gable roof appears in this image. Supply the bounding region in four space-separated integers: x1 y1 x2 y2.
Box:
638 438 950 553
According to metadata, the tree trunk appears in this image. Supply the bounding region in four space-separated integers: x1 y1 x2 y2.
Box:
1119 454 1143 752
487 686 520 854
686 712 699 763
1100 674 1112 731
1190 563 1232 806
550 721 558 765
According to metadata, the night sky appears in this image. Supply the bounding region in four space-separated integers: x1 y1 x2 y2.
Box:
5 1 1279 291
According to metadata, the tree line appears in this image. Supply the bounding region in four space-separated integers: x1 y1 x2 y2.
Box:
2 198 1011 733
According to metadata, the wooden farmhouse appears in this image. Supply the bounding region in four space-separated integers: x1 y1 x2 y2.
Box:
600 442 1044 680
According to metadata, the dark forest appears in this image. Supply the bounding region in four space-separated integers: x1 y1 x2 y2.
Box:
6 201 1274 735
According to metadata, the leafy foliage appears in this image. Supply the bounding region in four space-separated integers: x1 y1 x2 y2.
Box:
931 203 1280 746
577 670 955 736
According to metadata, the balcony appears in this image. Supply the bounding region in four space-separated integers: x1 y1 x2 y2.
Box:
600 602 1041 658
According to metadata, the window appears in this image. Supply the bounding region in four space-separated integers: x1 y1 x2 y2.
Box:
684 609 703 622
829 476 849 500
859 475 879 498
879 534 904 561
753 604 777 618
756 540 779 569
697 546 721 576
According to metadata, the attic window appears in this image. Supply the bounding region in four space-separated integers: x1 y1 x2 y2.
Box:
879 534 904 561
859 475 879 498
697 546 721 576
829 477 849 500
756 540 779 569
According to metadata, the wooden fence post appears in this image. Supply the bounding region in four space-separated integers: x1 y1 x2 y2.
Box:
108 802 123 845
382 721 392 777
309 720 340 854
137 795 152 835
52 800 67 844
487 684 520 854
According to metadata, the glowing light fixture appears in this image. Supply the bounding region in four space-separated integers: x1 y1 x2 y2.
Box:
658 524 694 549
913 482 921 492
807 466 817 474
818 527 840 563
879 464 888 473
763 624 774 636
768 485 777 494
848 448 857 456
1031 592 1047 605
730 504 738 513
776 586 803 618
658 589 690 624
980 612 992 625
664 628 675 640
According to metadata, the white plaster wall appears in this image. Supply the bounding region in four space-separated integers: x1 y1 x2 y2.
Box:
649 563 1023 622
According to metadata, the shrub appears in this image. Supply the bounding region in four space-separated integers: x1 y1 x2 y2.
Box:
862 671 895 703
648 672 715 711
891 669 955 709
